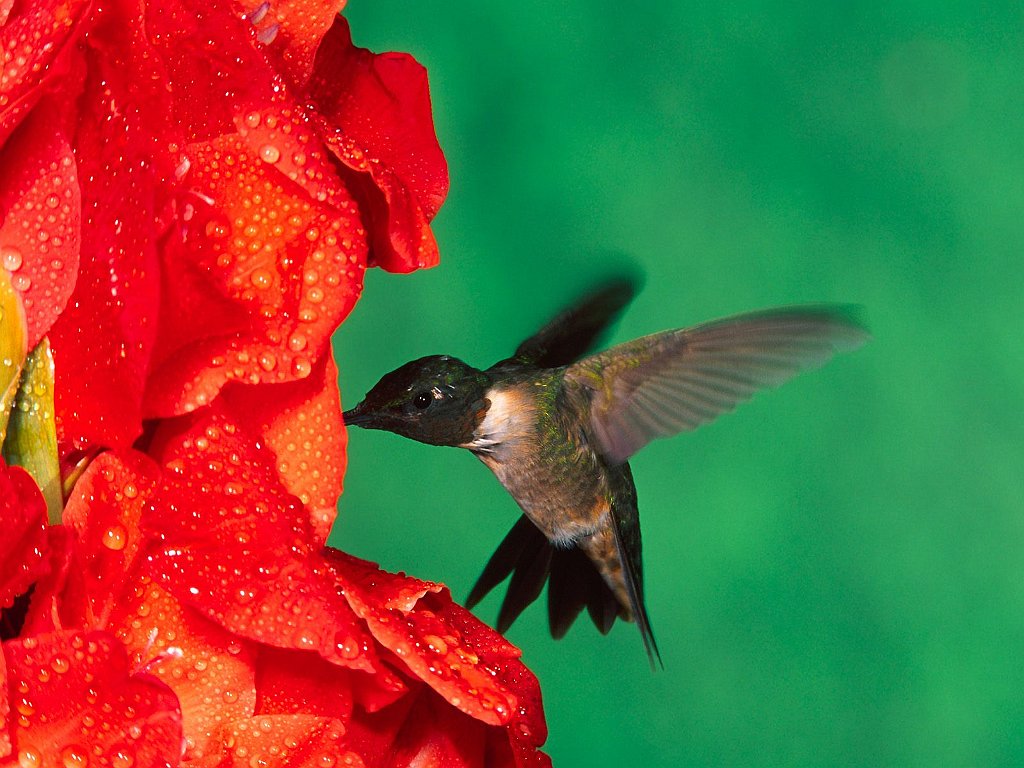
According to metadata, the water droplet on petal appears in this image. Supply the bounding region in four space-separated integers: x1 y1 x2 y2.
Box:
250 269 273 289
102 525 127 551
423 634 449 654
61 745 88 768
2 245 23 271
259 144 281 164
205 217 230 239
335 634 360 660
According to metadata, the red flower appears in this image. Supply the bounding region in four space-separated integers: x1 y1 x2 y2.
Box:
0 463 48 616
0 0 550 765
3 629 184 766
2 0 448 453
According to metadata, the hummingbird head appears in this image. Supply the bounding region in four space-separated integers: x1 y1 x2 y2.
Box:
343 355 491 447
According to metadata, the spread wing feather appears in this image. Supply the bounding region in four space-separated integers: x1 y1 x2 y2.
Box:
568 306 869 464
500 276 639 369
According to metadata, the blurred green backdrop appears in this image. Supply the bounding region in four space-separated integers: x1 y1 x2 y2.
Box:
330 3 1023 766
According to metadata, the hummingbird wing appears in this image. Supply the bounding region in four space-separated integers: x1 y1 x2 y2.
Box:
567 305 869 464
502 276 640 369
602 461 662 668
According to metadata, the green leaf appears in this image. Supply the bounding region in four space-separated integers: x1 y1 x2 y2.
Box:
3 338 62 524
0 265 28 444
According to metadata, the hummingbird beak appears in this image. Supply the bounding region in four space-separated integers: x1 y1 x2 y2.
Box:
342 406 368 428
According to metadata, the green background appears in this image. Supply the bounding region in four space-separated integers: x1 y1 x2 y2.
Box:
331 3 1023 766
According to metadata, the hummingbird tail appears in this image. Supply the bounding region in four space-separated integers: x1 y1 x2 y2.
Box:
466 515 633 645
466 515 544 625
548 545 621 638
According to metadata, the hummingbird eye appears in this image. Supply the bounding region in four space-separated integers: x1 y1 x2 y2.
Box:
413 391 432 410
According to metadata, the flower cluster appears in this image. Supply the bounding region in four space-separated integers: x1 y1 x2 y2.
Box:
0 0 550 765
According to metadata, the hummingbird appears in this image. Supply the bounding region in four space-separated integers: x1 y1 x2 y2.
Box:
342 278 868 666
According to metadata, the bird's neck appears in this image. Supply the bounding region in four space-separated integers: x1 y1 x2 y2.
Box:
462 385 536 454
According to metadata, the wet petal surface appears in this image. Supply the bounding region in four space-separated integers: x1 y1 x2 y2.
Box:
0 0 89 144
146 410 381 673
113 579 258 759
3 629 183 766
0 101 80 350
48 0 171 450
328 550 546 746
217 714 363 768
222 351 347 543
0 463 47 613
309 18 448 272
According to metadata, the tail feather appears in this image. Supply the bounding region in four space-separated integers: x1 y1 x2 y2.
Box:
468 515 633 642
466 515 537 609
496 539 552 632
548 546 621 638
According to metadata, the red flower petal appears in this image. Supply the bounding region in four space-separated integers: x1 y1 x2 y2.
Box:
387 687 488 768
0 462 48 612
133 0 251 142
343 692 417 768
255 646 356 720
57 451 160 626
0 0 89 144
0 644 9 758
145 129 366 417
141 0 366 227
3 629 182 765
221 351 347 543
145 410 382 674
214 715 363 768
23 451 256 758
235 0 348 88
310 17 449 272
346 684 548 768
328 550 548 755
130 0 369 418
425 595 549 768
18 525 75 638
255 644 410 721
112 580 258 760
49 2 174 450
0 100 81 349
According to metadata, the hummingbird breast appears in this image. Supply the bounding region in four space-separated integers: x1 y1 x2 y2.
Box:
465 379 611 546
